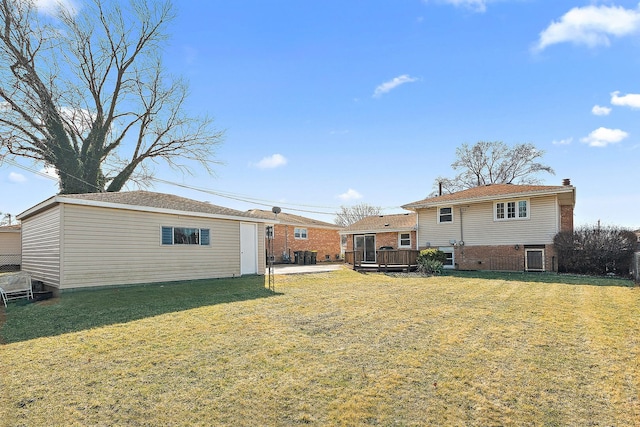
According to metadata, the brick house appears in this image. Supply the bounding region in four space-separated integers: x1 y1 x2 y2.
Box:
340 213 417 263
247 209 343 263
401 181 576 272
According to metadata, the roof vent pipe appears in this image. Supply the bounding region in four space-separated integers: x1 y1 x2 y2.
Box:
439 181 443 196
562 178 571 186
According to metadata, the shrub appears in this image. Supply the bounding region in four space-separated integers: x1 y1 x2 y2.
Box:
554 225 637 276
416 249 446 274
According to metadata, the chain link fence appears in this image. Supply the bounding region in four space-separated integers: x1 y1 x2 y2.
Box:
0 254 21 272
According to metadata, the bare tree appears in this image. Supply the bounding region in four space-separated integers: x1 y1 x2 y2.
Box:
433 141 554 194
0 212 12 225
334 203 383 227
0 0 224 194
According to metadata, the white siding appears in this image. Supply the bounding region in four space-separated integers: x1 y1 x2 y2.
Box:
417 195 560 248
60 204 254 289
21 205 61 287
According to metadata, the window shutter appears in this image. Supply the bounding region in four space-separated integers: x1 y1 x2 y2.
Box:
200 229 210 245
161 227 173 245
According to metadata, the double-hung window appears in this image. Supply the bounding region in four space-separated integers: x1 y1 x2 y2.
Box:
399 232 411 248
495 200 529 221
161 226 210 245
438 207 453 223
294 227 308 239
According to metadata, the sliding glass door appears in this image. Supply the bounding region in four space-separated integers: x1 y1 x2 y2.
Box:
354 235 376 263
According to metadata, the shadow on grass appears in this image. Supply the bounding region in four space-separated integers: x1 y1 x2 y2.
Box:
1 275 280 344
441 270 635 287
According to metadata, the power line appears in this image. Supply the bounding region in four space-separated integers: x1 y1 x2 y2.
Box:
2 159 407 217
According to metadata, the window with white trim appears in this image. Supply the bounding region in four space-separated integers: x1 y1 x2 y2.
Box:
294 227 308 239
399 232 411 248
161 226 210 245
439 247 455 269
438 207 453 223
495 200 529 221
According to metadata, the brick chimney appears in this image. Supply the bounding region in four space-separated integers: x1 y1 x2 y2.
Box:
562 178 571 186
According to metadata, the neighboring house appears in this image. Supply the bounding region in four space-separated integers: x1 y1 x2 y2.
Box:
0 224 21 271
340 213 417 263
16 191 271 291
402 181 576 272
247 209 342 263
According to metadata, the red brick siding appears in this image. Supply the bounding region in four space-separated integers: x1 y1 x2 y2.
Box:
560 205 574 233
344 231 417 252
268 225 341 263
448 244 557 272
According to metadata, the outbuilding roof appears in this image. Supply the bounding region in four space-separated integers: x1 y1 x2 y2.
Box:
0 224 21 232
340 212 416 234
247 209 342 229
402 183 575 209
17 191 270 223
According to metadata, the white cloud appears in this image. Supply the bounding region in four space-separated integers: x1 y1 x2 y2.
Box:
38 165 60 180
34 0 79 16
533 5 640 52
59 107 95 134
591 105 611 116
580 127 628 147
253 154 287 169
552 137 573 146
8 172 26 183
424 0 490 13
611 91 640 109
373 75 418 98
338 189 363 201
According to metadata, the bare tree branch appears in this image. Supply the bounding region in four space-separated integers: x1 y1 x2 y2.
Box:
0 0 223 194
433 141 555 195
334 203 383 227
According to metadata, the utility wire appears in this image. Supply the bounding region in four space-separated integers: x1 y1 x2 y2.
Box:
2 159 406 217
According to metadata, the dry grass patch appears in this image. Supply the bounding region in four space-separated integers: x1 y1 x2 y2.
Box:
2 269 639 425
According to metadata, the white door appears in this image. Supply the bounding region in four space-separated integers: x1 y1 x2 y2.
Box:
240 223 258 275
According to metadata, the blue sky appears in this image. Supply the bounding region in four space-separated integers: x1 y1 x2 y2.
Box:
1 0 639 229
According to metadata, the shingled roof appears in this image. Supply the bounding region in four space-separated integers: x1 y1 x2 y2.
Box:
341 212 416 234
247 209 342 229
0 224 21 232
402 183 575 209
18 191 266 221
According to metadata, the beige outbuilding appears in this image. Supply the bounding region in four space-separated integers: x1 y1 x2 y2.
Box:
17 191 270 291
0 224 21 271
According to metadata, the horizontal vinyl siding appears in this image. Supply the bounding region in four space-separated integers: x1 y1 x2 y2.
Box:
61 205 245 289
21 206 61 287
418 195 560 247
0 233 21 255
256 224 266 275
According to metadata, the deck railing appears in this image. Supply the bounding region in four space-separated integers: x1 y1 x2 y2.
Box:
345 250 419 272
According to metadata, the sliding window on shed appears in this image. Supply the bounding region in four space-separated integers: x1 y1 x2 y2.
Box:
162 227 210 245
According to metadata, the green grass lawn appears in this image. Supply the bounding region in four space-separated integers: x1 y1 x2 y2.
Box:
1 268 639 425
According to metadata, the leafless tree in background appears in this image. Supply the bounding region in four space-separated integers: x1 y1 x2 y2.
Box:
334 203 383 227
0 0 224 194
433 141 554 194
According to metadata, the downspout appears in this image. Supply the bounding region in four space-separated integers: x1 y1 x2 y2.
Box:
459 207 465 266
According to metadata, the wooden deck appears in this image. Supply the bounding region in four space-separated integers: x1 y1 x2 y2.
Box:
345 250 419 272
